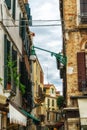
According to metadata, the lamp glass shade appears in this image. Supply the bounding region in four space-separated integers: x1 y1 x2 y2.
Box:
30 55 36 61
30 47 36 61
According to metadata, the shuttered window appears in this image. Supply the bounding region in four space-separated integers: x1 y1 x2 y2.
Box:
19 13 21 36
20 61 26 86
24 3 30 20
12 0 16 20
4 35 8 89
4 35 11 89
5 0 11 10
7 39 11 84
52 99 54 106
21 18 26 40
80 0 87 23
40 71 43 84
47 112 49 120
48 99 50 107
12 46 17 92
25 37 29 55
77 52 86 91
29 15 32 26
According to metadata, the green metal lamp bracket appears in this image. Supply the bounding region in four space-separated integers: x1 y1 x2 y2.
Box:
31 46 67 65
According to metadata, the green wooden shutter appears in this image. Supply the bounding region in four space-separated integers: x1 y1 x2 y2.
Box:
4 35 8 89
12 0 16 19
5 0 11 9
29 15 32 26
25 37 29 55
27 7 30 20
7 39 11 84
24 3 30 20
4 37 11 89
19 13 21 36
21 18 26 40
12 46 17 92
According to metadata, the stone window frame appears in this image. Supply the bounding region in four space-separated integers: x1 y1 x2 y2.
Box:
77 0 87 24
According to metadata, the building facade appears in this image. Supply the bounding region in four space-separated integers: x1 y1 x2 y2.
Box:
44 84 59 130
59 0 87 130
0 0 40 129
31 56 46 130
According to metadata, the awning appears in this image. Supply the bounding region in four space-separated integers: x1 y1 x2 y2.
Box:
20 109 40 122
9 103 27 126
78 98 87 125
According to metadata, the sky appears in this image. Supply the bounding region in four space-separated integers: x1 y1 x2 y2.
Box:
29 0 63 93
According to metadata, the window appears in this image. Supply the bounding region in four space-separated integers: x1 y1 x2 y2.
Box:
80 0 87 23
52 99 54 106
24 3 30 20
20 18 26 41
5 0 11 10
12 0 16 20
4 35 17 93
77 43 87 91
47 99 50 107
56 113 59 121
51 88 54 94
47 112 50 120
77 52 86 91
40 71 43 84
4 35 10 89
12 46 17 92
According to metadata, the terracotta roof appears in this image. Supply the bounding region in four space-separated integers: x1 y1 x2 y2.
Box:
56 91 60 94
44 84 54 89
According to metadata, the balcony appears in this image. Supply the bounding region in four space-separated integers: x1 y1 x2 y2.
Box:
35 86 45 104
35 93 45 104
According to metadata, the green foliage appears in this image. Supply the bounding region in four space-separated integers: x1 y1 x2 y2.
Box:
19 82 25 95
57 96 65 109
0 77 3 85
7 55 25 95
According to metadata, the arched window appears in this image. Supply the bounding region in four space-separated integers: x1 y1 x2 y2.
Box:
51 88 54 94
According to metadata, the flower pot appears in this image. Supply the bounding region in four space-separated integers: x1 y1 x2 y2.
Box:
7 83 11 90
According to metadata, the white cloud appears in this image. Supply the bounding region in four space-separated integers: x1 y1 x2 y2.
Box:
30 0 60 20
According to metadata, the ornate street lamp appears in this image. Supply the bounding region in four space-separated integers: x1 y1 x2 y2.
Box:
30 46 67 65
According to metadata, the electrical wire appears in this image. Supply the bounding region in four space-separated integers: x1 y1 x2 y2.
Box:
1 19 62 27
3 19 62 22
3 24 61 27
30 24 61 27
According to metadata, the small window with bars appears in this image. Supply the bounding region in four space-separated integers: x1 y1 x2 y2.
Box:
80 0 87 23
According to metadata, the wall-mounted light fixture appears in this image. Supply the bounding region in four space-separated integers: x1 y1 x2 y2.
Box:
30 46 67 65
